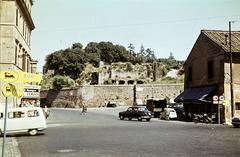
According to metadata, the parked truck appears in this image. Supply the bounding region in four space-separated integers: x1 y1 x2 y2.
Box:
146 98 167 117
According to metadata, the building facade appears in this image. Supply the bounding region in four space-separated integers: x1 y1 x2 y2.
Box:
175 30 240 124
0 0 37 106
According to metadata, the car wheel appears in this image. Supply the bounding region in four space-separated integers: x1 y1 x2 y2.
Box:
29 129 38 136
119 115 124 120
233 124 240 128
146 118 151 122
138 117 142 121
193 118 199 124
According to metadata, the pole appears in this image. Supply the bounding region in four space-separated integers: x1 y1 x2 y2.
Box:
2 97 8 157
218 100 220 124
229 21 234 117
133 84 136 106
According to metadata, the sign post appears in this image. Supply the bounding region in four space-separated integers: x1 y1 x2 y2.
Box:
1 97 8 157
213 95 224 124
0 70 42 157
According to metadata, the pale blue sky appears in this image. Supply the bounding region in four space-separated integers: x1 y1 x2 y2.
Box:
31 0 240 72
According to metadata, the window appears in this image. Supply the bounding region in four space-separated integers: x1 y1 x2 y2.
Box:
0 113 3 118
8 111 25 119
208 60 214 79
127 108 133 111
188 66 192 81
236 102 240 110
27 110 39 117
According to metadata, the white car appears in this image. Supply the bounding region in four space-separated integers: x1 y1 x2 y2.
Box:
0 107 47 136
160 108 177 120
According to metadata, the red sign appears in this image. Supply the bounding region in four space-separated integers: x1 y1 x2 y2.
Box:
219 96 224 101
213 95 218 101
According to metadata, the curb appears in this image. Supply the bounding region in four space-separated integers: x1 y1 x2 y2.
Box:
0 137 21 157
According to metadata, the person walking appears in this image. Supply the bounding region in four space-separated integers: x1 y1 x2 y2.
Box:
44 105 50 119
81 103 87 115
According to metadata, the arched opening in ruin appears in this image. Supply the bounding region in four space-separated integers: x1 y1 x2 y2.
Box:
137 80 144 84
127 80 134 84
119 80 125 85
112 80 117 84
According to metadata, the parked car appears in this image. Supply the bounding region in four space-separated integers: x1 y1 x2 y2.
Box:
0 107 47 136
106 102 117 108
232 116 240 128
119 106 152 121
159 108 177 120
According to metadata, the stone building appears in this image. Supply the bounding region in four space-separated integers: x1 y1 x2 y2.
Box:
0 0 37 106
175 30 240 124
98 62 163 85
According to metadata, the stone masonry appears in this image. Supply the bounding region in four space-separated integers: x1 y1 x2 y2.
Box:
41 84 183 108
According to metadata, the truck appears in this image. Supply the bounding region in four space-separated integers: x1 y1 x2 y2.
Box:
146 98 167 117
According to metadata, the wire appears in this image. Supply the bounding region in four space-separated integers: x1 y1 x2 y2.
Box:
34 14 240 33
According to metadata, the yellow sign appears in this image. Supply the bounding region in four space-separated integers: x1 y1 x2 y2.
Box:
0 70 19 83
0 70 42 83
1 83 24 97
2 84 13 96
20 71 42 84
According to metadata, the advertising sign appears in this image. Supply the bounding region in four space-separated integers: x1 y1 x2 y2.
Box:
23 85 40 98
0 70 19 83
0 70 42 83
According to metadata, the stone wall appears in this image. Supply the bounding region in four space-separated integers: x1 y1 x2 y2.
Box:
41 84 183 108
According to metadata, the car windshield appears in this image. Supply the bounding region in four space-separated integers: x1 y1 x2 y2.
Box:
138 107 147 111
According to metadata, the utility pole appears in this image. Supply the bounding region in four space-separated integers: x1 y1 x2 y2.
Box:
229 21 234 117
133 84 136 106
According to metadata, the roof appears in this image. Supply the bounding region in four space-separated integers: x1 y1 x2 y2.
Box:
202 30 240 53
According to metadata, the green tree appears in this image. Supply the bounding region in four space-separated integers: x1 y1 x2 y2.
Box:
44 43 86 80
84 42 101 67
72 43 83 49
145 48 156 62
52 75 75 90
128 43 135 55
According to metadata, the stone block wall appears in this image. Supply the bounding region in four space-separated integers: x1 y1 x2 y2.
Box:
40 84 183 108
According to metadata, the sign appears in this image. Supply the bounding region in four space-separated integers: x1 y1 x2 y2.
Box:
2 84 14 96
23 85 40 98
0 70 42 83
213 100 219 104
219 96 224 101
1 83 23 97
213 95 218 101
0 70 19 83
212 95 224 104
20 71 42 84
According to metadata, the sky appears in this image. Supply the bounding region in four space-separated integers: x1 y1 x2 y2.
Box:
31 0 240 72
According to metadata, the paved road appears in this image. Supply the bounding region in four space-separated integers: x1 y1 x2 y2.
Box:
17 107 240 157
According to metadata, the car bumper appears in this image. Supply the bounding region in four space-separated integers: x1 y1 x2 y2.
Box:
232 117 240 124
141 115 152 119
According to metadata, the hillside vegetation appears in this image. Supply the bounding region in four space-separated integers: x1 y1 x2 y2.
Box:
42 42 184 89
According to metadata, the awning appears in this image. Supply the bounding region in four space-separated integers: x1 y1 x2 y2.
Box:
174 85 216 103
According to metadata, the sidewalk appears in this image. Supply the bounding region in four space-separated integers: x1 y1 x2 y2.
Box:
0 137 21 157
